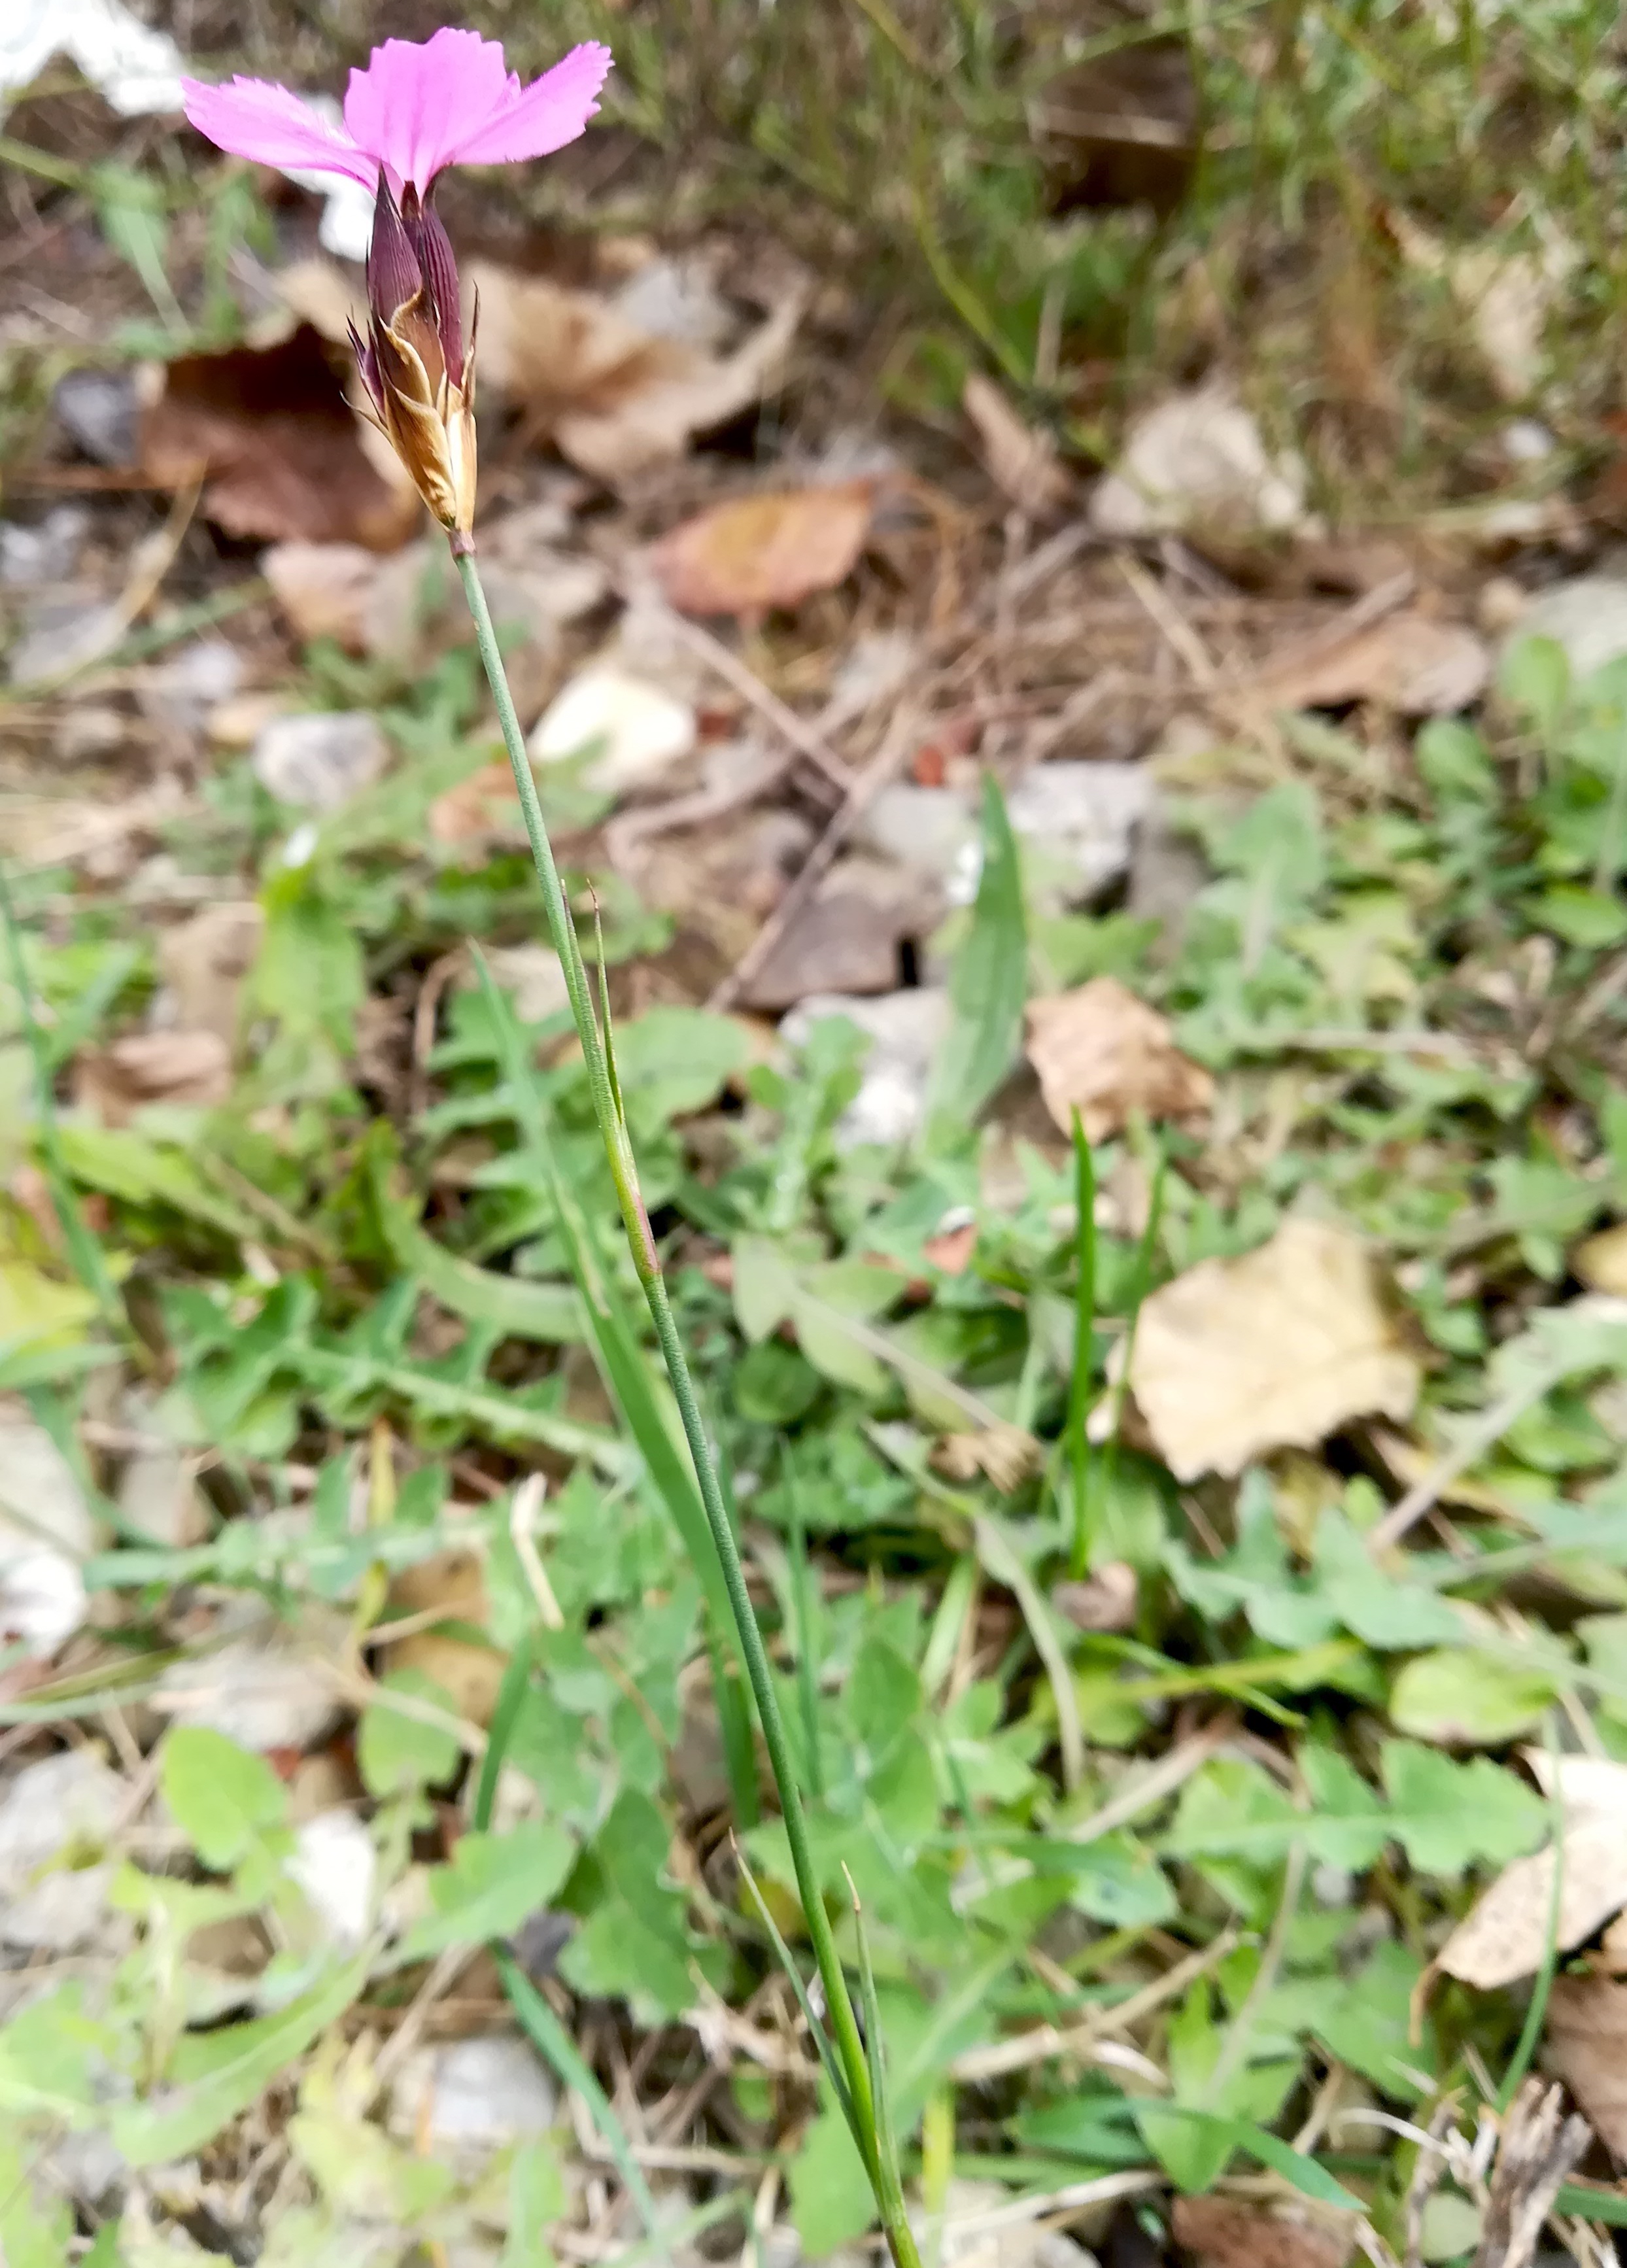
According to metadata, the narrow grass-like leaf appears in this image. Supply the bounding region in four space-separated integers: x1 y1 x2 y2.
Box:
1065 1110 1099 1579
848 1868 910 2236
786 1448 825 1800
926 772 1027 1144
735 1842 859 2141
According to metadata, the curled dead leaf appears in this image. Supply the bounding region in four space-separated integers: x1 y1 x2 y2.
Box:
648 483 874 617
141 328 419 549
1546 1975 1627 2158
962 375 1072 519
931 1425 1044 1494
1437 1754 1627 1991
1025 976 1212 1143
1254 611 1490 718
471 261 805 483
1053 1561 1138 1634
1173 2196 1351 2268
74 1030 231 1125
1128 1216 1420 1482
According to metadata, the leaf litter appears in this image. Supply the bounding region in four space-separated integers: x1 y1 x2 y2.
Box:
9 12 1627 2263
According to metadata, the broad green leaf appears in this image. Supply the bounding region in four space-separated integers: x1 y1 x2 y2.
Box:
927 772 1027 1140
160 1727 290 1873
1379 1741 1546 1874
367 1137 579 1343
731 1233 798 1343
0 1984 118 2123
790 2097 875 2255
609 1005 747 1123
1299 1745 1387 1871
1163 1757 1299 1863
1497 634 1570 739
1136 2108 1361 2208
1063 1832 1177 1927
0 1252 98 1357
113 1955 370 2166
504 2143 568 2268
356 1666 466 1798
402 1820 576 1960
1388 1649 1558 1747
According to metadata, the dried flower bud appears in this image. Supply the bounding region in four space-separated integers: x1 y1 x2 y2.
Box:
351 180 477 541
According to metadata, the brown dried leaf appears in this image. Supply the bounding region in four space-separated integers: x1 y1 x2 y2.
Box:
1548 1976 1627 2157
263 541 381 651
1173 2197 1351 2268
962 375 1072 519
141 328 420 549
1254 612 1490 717
1025 976 1212 1143
158 902 264 1046
931 1425 1044 1494
1437 1754 1627 1991
648 483 874 617
428 763 522 850
74 1031 231 1125
1129 1216 1420 1482
1053 1561 1138 1634
471 262 804 482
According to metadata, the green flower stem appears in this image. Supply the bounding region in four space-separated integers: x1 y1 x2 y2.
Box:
454 546 921 2268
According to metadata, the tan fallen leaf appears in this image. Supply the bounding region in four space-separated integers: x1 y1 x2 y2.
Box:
141 328 419 549
380 1551 503 1727
1128 1216 1420 1482
1575 1222 1627 1299
471 260 805 483
1254 611 1490 718
1053 1561 1139 1634
1025 976 1213 1143
648 483 874 617
428 764 522 850
1546 1975 1627 2159
263 540 380 651
1173 2197 1351 2268
931 1425 1044 1494
963 374 1073 519
158 902 264 1047
1437 1753 1627 1992
74 1031 231 1125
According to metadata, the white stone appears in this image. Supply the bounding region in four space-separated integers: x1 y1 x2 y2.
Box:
1091 383 1309 540
0 1748 124 1951
1006 760 1153 907
1506 576 1627 686
780 989 950 1150
252 712 389 812
391 2035 557 2154
530 666 696 797
286 1810 376 1948
0 1415 94 1657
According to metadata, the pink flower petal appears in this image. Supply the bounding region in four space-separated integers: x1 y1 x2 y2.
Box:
180 75 376 188
342 27 515 192
444 41 613 169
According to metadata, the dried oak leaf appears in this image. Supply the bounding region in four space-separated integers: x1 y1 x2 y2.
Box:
1546 1975 1627 2158
471 262 805 483
1254 611 1490 718
1128 1216 1420 1482
1025 976 1212 1143
1437 1754 1627 1991
141 327 419 549
1173 2197 1351 2268
963 375 1072 519
73 1031 232 1125
648 482 874 617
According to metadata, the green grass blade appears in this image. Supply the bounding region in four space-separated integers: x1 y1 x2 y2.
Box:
735 1843 861 2146
1065 1109 1099 1579
925 772 1027 1146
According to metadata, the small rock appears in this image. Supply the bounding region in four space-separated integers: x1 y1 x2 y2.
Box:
143 643 245 737
252 711 390 812
0 1413 94 1657
530 664 697 797
1505 576 1627 685
1006 761 1153 908
390 2035 556 2155
858 783 977 892
0 1747 125 1951
52 368 140 467
780 988 949 1149
115 1403 209 1550
740 855 926 1012
0 504 89 586
8 594 124 685
286 1810 377 1949
154 1606 347 1753
1091 383 1309 541
56 704 129 765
